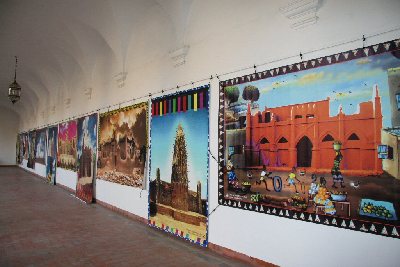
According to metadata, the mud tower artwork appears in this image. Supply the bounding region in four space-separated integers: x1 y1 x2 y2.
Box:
149 86 209 246
171 124 189 211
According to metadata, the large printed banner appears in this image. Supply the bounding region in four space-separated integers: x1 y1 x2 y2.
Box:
35 128 47 165
22 133 29 161
27 131 36 169
76 114 98 203
97 102 148 188
58 120 77 170
46 126 58 184
218 39 400 238
16 134 22 164
149 85 210 246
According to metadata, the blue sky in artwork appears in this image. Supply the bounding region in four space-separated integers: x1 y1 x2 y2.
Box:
36 130 47 158
234 52 400 128
150 108 209 199
77 114 97 157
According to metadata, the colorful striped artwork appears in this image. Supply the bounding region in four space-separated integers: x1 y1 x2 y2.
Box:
151 87 208 117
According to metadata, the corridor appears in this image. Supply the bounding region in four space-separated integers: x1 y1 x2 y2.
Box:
0 167 248 267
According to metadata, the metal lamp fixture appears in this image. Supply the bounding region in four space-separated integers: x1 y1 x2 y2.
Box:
8 56 21 104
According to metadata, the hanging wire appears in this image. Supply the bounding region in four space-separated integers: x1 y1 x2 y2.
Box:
22 27 400 132
208 204 221 217
208 149 218 162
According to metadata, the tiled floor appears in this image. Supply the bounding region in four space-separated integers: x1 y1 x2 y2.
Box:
0 167 249 267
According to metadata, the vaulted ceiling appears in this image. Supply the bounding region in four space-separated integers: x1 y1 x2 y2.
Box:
1 0 399 130
0 0 199 124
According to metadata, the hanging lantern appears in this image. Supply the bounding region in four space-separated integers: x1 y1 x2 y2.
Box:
8 56 21 104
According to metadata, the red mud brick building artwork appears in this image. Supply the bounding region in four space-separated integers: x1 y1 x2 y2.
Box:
245 86 383 176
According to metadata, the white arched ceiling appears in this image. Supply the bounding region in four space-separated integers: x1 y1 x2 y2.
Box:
0 0 195 130
1 0 399 131
155 0 194 48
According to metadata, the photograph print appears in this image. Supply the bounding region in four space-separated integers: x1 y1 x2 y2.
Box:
35 128 47 165
46 126 58 184
57 120 77 170
76 114 98 203
97 102 148 188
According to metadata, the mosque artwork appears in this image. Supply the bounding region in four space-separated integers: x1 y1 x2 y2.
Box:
35 128 47 165
218 39 400 238
57 120 77 170
46 126 58 185
97 103 147 188
76 114 98 203
149 86 209 246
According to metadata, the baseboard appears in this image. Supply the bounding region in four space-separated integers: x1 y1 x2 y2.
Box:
208 243 278 267
19 166 47 181
57 183 75 194
95 199 147 225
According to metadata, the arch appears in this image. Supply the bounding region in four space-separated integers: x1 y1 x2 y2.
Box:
259 137 269 144
347 133 360 140
278 137 288 143
296 136 313 167
322 134 334 142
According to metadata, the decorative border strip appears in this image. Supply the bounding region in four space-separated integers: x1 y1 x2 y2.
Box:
151 85 209 116
217 38 400 239
219 39 400 87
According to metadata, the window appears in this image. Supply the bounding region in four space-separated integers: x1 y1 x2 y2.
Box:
322 134 334 142
229 145 243 155
258 114 263 123
306 114 315 118
295 115 302 119
278 137 288 143
348 133 360 140
265 112 271 123
378 145 393 159
260 137 269 144
228 146 234 155
396 93 400 110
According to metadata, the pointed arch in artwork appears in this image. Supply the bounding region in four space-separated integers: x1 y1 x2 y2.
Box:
278 137 288 143
322 134 334 142
259 137 269 144
348 133 360 140
296 136 313 167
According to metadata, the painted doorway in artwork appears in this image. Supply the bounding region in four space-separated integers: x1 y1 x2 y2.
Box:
297 136 313 167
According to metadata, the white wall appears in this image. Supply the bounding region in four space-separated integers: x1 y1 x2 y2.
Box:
0 107 19 165
96 180 148 218
15 1 400 266
56 168 77 191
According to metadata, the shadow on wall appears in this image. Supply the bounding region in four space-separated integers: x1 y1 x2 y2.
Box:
0 107 19 165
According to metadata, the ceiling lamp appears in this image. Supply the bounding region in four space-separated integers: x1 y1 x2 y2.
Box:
8 56 21 104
